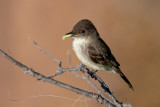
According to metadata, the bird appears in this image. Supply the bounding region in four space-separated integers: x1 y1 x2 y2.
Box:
62 19 133 90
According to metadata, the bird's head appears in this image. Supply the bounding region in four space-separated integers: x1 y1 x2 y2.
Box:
63 19 99 40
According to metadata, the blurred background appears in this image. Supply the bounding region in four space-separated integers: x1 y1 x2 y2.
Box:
0 0 160 107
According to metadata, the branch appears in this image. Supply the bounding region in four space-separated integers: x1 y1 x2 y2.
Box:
29 38 124 106
0 49 116 107
0 38 132 107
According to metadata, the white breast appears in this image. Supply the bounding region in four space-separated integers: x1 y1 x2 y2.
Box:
72 37 105 71
72 37 89 64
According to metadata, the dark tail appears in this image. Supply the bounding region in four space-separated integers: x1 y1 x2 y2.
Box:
115 67 134 90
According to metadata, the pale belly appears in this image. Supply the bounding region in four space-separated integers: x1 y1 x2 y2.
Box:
72 38 110 71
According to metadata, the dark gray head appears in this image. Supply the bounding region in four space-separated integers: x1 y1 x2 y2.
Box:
63 19 99 40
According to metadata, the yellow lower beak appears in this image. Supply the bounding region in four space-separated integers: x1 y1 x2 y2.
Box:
62 34 73 40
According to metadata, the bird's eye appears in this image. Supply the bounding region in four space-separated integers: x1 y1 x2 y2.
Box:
81 30 85 33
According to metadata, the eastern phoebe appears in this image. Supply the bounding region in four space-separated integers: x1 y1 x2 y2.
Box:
63 19 133 90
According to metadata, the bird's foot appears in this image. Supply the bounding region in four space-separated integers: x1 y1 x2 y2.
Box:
79 64 86 73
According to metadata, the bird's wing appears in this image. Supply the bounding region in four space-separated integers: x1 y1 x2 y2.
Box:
88 38 120 67
88 38 134 90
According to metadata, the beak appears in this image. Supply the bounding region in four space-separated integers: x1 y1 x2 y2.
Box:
62 32 74 40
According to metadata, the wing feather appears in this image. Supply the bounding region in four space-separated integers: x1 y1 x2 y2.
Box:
88 38 120 67
87 38 134 90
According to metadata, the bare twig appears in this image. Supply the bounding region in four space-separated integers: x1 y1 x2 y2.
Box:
0 49 116 107
0 38 132 107
29 38 60 63
29 38 132 107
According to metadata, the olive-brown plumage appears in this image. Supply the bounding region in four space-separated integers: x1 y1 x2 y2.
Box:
63 19 133 90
